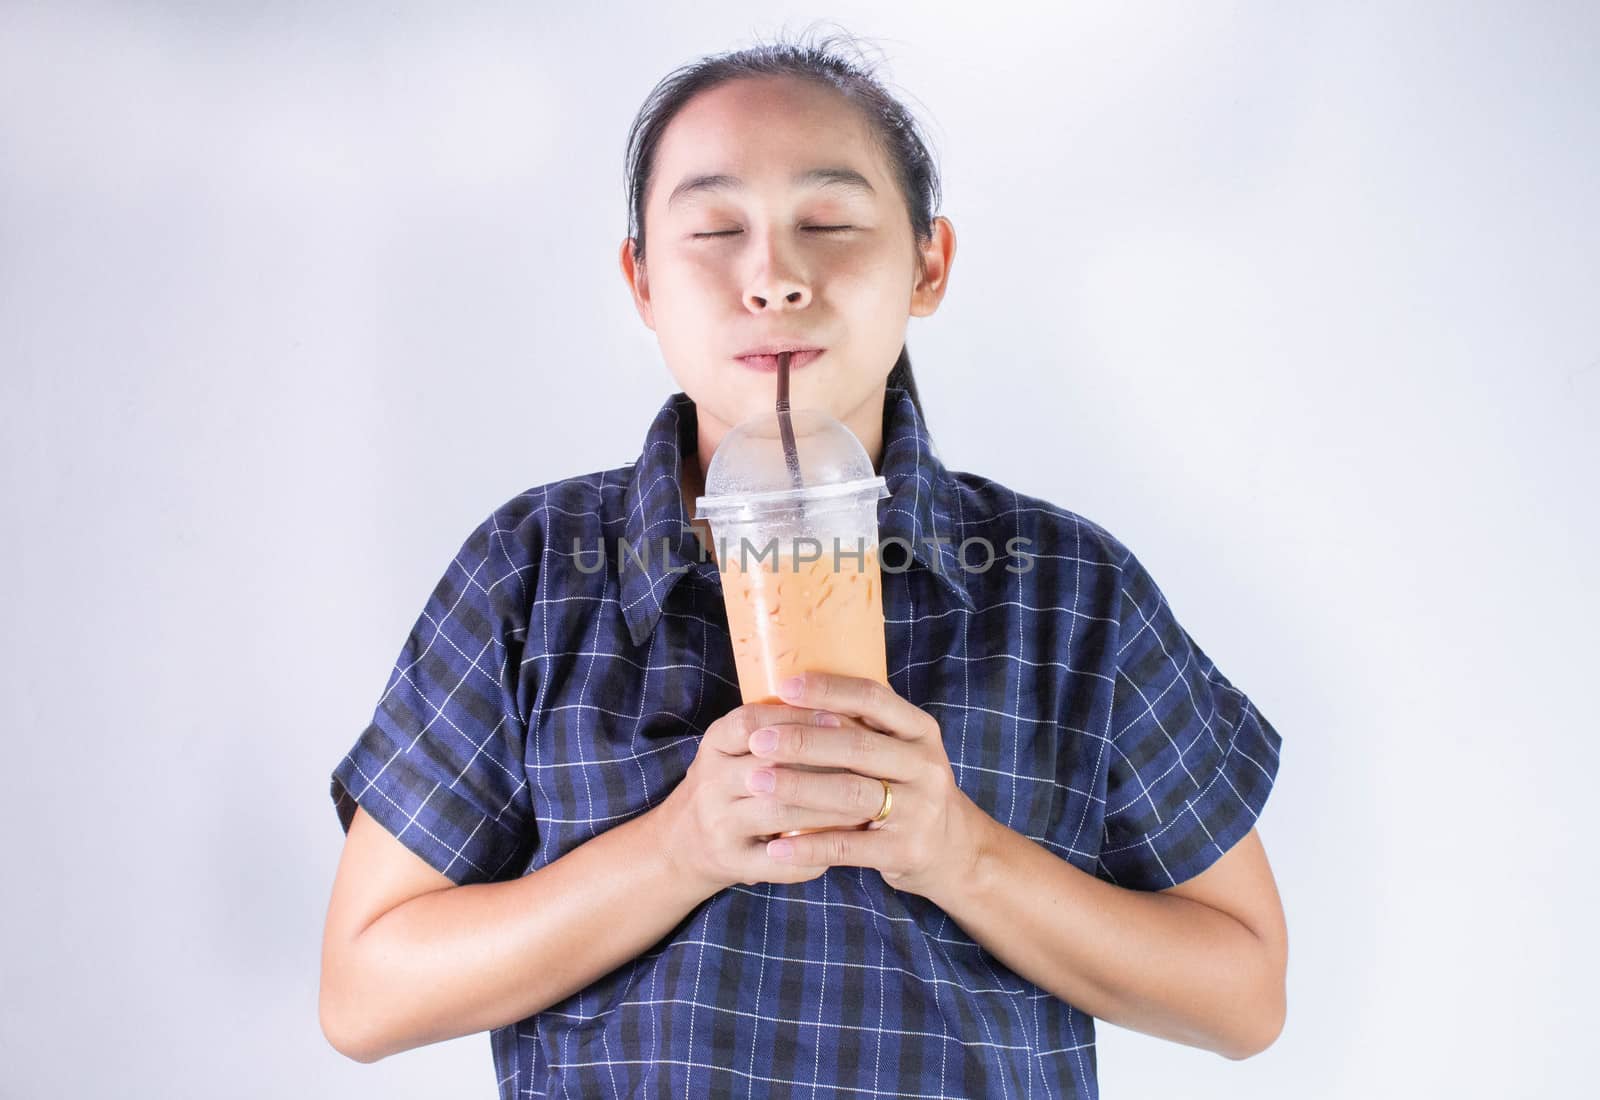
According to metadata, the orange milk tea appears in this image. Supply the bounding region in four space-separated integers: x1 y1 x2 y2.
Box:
719 538 889 839
720 539 889 704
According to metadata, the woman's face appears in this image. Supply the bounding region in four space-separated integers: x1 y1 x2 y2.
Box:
620 75 953 463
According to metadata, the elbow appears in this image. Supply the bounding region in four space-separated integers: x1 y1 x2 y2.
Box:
320 993 378 1064
320 967 390 1064
1223 924 1288 1061
1223 1015 1283 1061
321 1002 390 1064
320 923 402 1064
1223 985 1286 1061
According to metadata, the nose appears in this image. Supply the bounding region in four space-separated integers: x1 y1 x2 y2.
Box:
746 283 810 311
743 238 812 312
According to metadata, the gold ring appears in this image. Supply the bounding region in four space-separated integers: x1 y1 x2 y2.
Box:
869 778 894 824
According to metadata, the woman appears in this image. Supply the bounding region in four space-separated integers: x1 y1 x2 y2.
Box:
320 30 1287 1099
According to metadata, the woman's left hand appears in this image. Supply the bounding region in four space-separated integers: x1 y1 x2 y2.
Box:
745 671 993 901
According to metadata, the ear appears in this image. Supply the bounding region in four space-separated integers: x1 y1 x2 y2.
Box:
909 216 956 318
618 236 655 331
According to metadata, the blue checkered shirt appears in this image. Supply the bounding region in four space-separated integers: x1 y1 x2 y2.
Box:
330 385 1283 1098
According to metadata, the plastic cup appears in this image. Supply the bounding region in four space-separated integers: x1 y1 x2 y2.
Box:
694 407 891 838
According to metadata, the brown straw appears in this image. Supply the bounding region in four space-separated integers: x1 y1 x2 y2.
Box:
774 351 807 539
775 351 805 491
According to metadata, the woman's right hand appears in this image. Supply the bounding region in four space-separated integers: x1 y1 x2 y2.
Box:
656 702 870 893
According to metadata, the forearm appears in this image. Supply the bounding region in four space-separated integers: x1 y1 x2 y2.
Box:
333 805 714 1062
927 806 1280 1061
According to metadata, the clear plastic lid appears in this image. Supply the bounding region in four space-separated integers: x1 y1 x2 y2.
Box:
694 407 889 522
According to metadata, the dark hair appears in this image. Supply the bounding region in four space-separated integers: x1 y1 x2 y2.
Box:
623 26 940 426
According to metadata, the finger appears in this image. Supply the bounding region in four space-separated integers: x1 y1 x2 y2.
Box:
736 789 873 837
776 673 937 742
739 840 832 884
767 823 878 869
746 722 920 783
709 702 837 756
753 763 890 823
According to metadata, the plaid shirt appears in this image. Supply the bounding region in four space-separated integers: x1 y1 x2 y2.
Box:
330 385 1283 1099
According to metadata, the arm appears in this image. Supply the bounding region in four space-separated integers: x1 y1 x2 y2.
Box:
747 670 1287 1062
319 802 711 1064
929 802 1287 1061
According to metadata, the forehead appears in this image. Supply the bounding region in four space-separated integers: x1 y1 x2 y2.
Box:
650 76 890 208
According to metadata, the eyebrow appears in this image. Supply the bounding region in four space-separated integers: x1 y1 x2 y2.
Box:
665 166 877 210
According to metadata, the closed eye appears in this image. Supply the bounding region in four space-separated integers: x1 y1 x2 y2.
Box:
691 226 856 239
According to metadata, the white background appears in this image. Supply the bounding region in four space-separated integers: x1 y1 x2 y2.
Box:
3 3 1595 1097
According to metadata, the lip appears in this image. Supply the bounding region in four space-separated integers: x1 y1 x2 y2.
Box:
735 347 825 371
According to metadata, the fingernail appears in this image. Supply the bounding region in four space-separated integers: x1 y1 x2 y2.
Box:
815 712 841 727
768 839 794 860
749 768 776 793
780 676 805 698
751 728 779 753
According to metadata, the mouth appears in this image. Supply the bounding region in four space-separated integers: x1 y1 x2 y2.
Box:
735 348 825 371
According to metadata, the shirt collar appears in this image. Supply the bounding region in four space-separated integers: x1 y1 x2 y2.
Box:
618 385 976 647
874 385 979 613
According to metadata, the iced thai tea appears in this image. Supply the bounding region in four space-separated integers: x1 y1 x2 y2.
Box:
719 537 889 840
720 539 888 704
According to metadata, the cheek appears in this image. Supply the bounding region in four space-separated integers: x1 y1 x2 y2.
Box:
838 236 915 287
648 260 724 326
645 268 729 379
825 252 916 315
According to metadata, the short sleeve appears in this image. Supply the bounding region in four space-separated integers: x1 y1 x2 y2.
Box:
329 508 539 886
1094 538 1283 891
